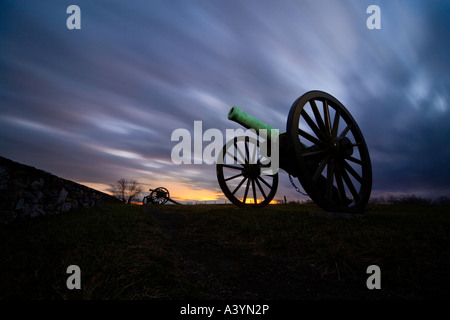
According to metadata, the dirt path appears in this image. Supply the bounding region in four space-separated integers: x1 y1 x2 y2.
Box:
145 207 391 300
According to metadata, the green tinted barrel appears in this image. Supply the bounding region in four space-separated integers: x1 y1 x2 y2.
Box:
228 106 281 140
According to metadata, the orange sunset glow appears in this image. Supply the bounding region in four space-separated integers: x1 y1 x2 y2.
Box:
79 181 224 203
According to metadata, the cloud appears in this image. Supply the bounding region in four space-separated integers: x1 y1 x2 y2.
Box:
1 0 449 202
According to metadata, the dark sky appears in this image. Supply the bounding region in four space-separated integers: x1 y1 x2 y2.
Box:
1 0 449 202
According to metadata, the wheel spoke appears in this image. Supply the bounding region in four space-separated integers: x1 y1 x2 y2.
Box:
225 150 240 165
313 154 331 183
323 99 332 137
225 173 243 182
334 163 347 203
301 109 326 141
245 137 250 164
302 148 328 158
257 175 272 189
234 138 246 164
232 177 247 195
339 123 353 138
222 164 243 170
340 162 360 201
298 128 325 147
332 108 340 137
346 156 364 166
251 139 257 164
243 179 250 203
309 99 327 135
255 177 267 199
343 160 363 183
252 179 257 204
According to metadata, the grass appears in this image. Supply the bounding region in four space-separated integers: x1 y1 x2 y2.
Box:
156 203 450 299
0 204 207 299
1 203 449 299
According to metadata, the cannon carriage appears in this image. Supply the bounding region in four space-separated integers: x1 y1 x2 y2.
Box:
216 91 372 213
143 187 181 205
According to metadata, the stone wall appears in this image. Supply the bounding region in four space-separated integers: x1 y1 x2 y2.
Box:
0 156 122 223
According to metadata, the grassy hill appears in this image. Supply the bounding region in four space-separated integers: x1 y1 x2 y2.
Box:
1 203 449 300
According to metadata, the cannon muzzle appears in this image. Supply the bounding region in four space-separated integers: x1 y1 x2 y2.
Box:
228 106 281 140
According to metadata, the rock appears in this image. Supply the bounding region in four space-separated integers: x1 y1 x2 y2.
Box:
0 156 122 223
58 188 69 204
31 180 42 193
61 201 72 212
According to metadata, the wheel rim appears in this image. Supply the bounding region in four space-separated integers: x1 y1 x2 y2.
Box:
287 91 372 213
217 136 278 208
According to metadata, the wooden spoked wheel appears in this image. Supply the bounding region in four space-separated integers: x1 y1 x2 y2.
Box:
287 91 372 213
217 136 278 208
149 187 169 205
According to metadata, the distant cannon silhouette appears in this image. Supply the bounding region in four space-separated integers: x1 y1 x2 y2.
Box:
216 91 372 213
143 187 181 205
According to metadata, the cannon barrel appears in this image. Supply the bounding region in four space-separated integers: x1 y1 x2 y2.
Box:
228 106 309 150
227 106 310 176
228 106 282 141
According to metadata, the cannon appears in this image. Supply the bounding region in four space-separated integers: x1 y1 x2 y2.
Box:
143 187 181 205
216 90 372 213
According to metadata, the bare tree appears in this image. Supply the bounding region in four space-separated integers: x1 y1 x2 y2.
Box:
109 178 143 204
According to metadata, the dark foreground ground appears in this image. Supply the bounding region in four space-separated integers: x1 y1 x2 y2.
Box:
146 204 449 300
1 203 449 302
147 207 380 300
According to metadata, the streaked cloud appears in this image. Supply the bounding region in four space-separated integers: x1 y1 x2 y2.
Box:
1 0 449 201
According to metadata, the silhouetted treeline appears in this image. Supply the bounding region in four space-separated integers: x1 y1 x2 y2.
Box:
280 194 450 205
369 194 450 205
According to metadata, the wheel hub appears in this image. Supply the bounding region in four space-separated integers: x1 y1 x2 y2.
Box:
330 136 353 158
242 164 261 179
